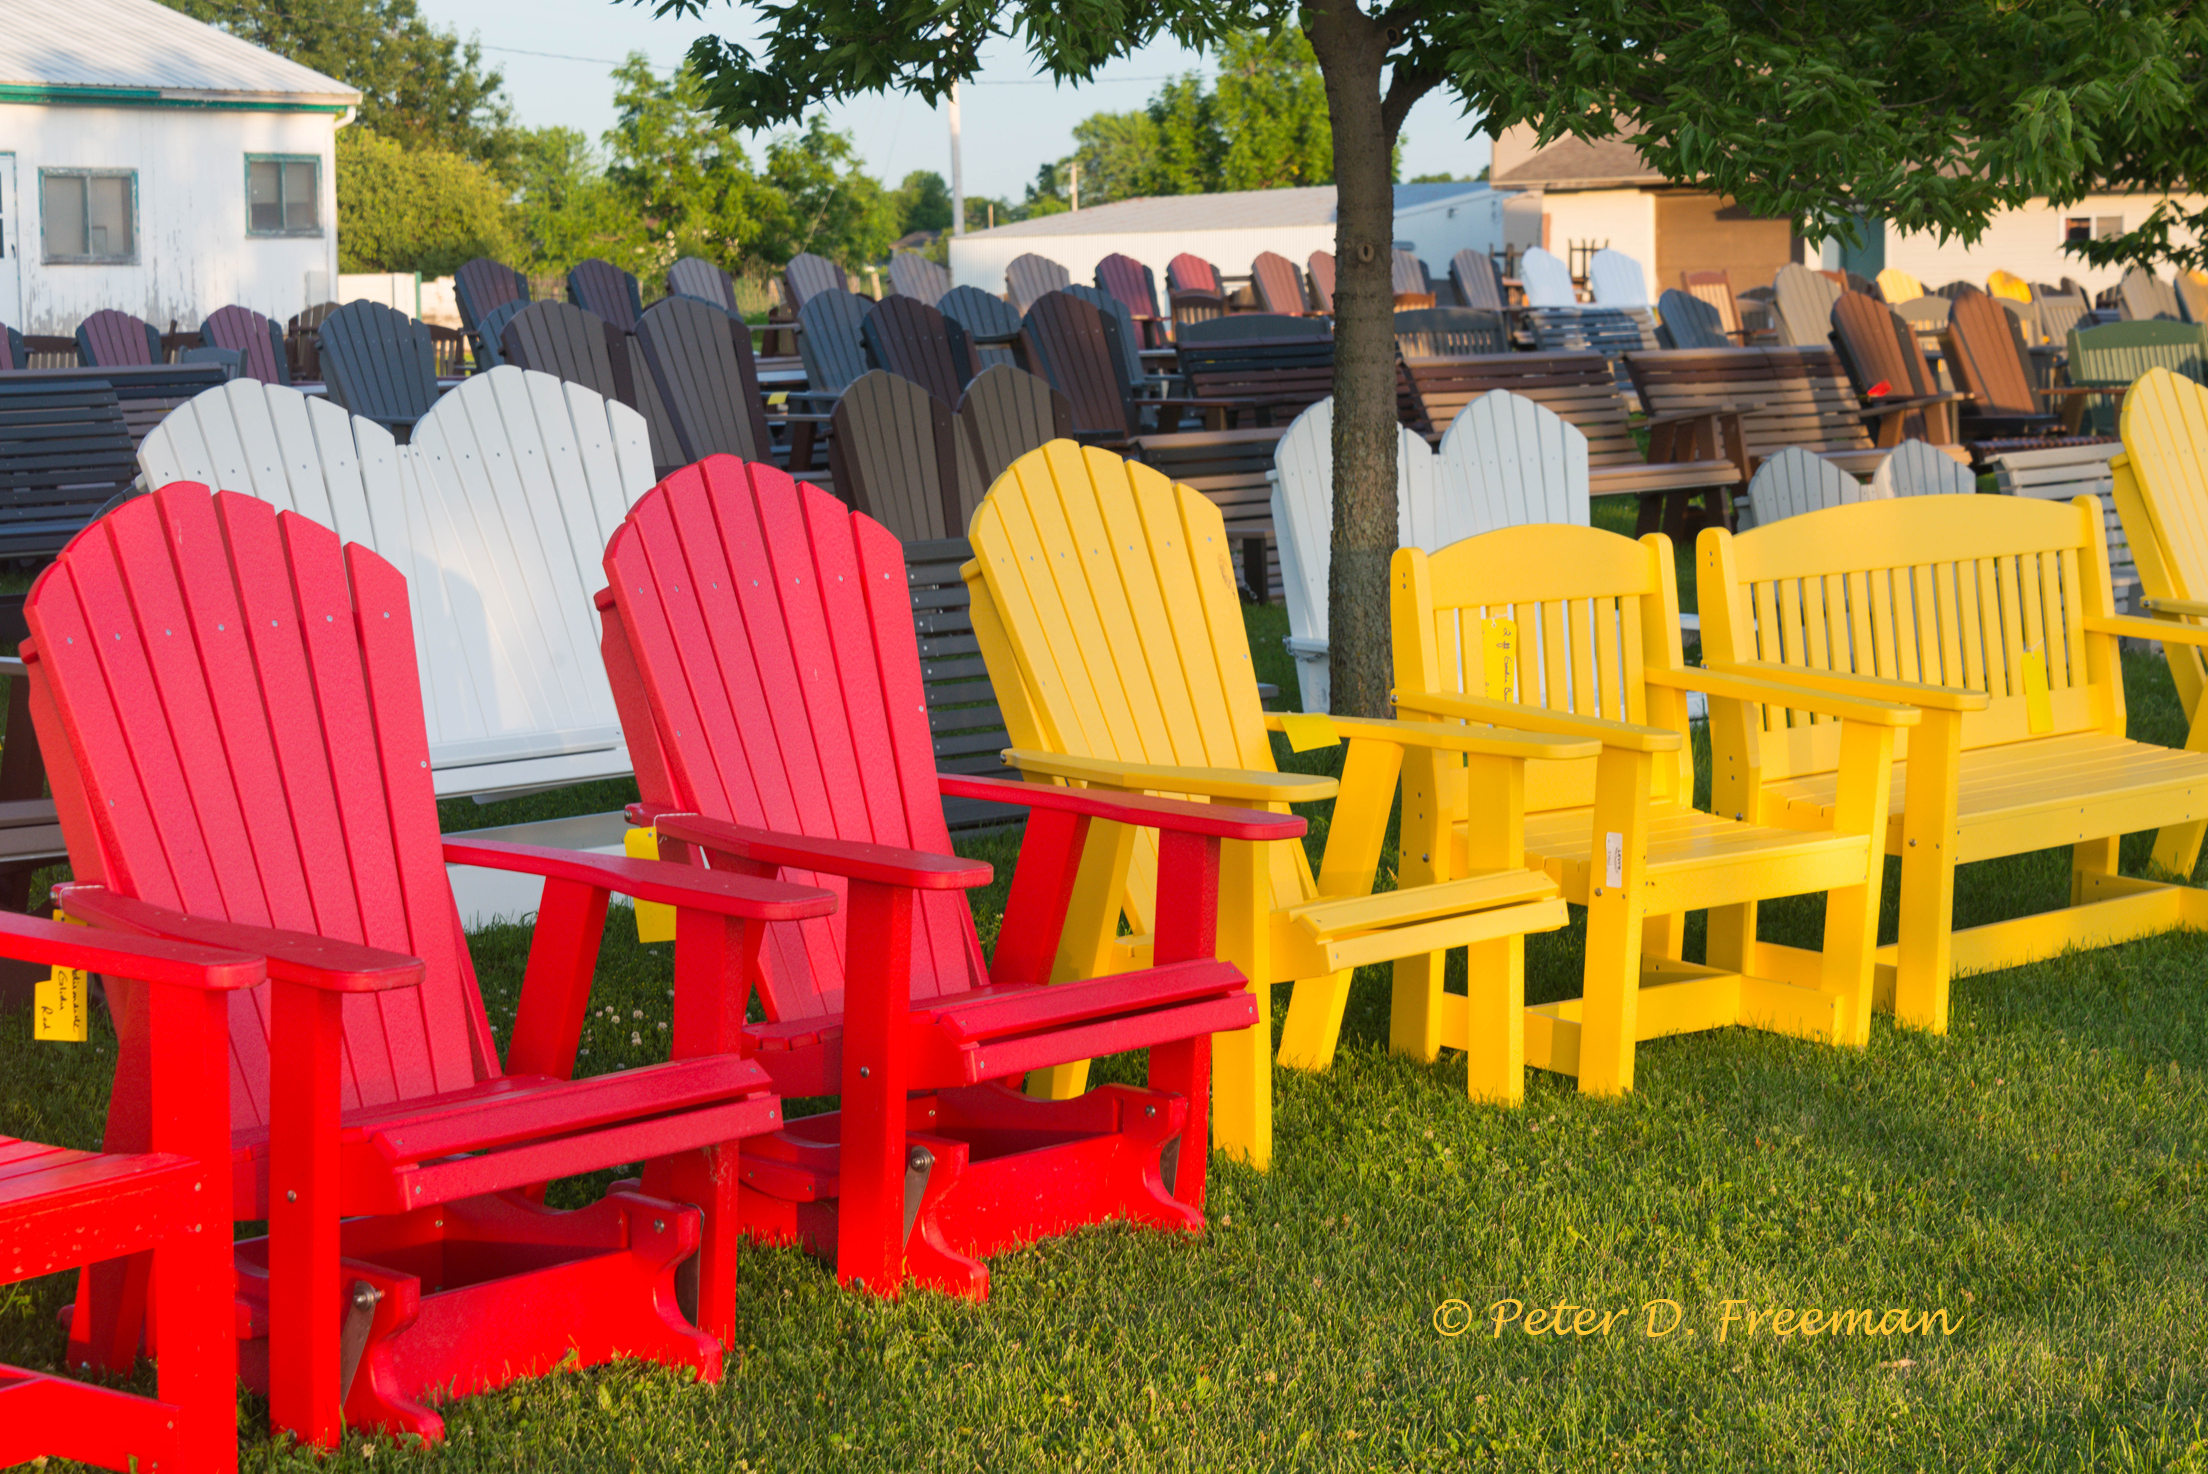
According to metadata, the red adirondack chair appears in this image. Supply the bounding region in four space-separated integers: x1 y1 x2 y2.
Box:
1307 251 1338 314
596 457 1304 1298
201 304 290 385
1167 253 1223 297
1 912 258 1474
1095 253 1167 346
25 484 837 1449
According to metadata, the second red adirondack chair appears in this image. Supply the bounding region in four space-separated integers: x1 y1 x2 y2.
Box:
597 456 1304 1298
26 484 837 1450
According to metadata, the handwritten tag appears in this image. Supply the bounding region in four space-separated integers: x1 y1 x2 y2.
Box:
1279 712 1341 752
625 827 677 944
766 392 789 408
2022 648 2053 733
35 964 87 1042
1481 617 1517 701
1868 380 1892 399
1604 832 1625 890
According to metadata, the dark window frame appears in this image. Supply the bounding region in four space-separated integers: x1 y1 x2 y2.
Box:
39 167 139 265
245 154 323 238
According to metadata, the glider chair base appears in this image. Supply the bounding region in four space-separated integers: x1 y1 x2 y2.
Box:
227 1187 722 1441
734 1081 1199 1300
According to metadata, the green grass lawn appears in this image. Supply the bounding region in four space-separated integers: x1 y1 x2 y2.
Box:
5 603 2207 1471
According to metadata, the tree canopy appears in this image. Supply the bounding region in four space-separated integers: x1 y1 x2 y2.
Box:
335 124 513 276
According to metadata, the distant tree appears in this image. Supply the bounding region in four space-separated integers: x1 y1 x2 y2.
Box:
1023 162 1074 217
751 116 902 272
163 0 516 173
335 125 513 276
603 56 768 279
1141 74 1224 194
1214 30 1332 190
893 170 954 234
508 127 639 276
1068 111 1156 205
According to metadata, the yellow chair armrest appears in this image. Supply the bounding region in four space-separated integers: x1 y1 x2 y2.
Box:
1389 690 1680 754
2139 597 2208 621
1705 660 1989 713
2086 614 2208 648
1001 748 1339 804
1267 709 1602 762
1647 665 1921 727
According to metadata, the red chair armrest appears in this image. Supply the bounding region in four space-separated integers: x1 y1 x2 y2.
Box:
0 901 263 991
56 883 419 994
638 810 991 892
443 836 838 920
937 773 1305 842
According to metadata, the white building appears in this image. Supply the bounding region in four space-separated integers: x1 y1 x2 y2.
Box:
946 182 1536 297
0 0 358 336
1488 123 2208 299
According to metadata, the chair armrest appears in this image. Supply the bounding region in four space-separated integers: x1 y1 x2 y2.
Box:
55 883 421 994
939 773 1306 842
2142 596 2208 619
638 810 990 892
1002 747 1340 804
1647 666 1920 726
2086 613 2208 648
1387 691 1679 754
1270 709 1605 761
443 836 838 919
1704 660 1990 713
0 903 263 992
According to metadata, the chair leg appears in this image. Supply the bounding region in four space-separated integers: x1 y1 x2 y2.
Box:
1210 839 1273 1171
1145 1034 1211 1211
1892 712 1960 1034
268 983 345 1448
1462 937 1525 1105
2069 835 2121 907
1579 749 1653 1096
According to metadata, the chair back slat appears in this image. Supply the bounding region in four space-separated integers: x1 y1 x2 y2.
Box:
637 296 774 465
1306 252 1337 314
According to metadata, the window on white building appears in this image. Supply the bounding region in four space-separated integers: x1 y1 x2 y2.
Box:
41 170 136 263
247 156 320 236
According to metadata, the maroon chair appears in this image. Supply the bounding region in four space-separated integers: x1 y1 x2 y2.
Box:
1095 253 1167 346
74 309 163 367
1167 253 1224 297
1251 252 1309 316
1307 252 1337 314
201 305 291 385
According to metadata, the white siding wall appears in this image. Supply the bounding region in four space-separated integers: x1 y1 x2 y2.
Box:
1528 189 1656 283
1871 195 2208 298
4 102 341 335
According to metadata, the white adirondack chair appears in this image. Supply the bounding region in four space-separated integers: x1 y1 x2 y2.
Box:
1436 390 1591 532
1269 396 1440 713
138 368 659 921
1743 445 1884 528
1587 249 1660 351
1869 437 1978 498
1518 248 1579 308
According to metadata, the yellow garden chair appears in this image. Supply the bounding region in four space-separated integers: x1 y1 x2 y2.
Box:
1987 270 2035 303
2111 365 2208 870
1697 492 2208 1034
963 441 1601 1164
1392 525 1916 1097
1876 268 1927 304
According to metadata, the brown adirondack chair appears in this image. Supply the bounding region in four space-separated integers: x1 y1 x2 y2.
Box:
1449 250 1508 313
201 304 290 385
1307 252 1337 314
861 294 975 405
827 369 982 542
1015 291 1141 445
1168 253 1223 296
286 301 339 382
1389 249 1428 298
1680 269 1757 341
568 259 645 333
957 363 1070 486
75 309 163 367
27 482 835 1448
635 294 776 466
1251 252 1309 315
782 253 846 310
1944 286 2109 448
1827 290 1967 445
1095 253 1167 345
502 299 685 474
1005 253 1071 313
1171 289 1227 337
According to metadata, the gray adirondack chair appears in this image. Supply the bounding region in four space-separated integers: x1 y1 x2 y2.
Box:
1005 253 1072 313
888 253 953 306
1772 263 1845 347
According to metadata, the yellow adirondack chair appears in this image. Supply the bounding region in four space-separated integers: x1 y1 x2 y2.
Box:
2110 365 2208 870
1697 492 2208 1034
1987 270 2035 303
963 441 1601 1164
1876 268 1927 304
1391 525 1916 1097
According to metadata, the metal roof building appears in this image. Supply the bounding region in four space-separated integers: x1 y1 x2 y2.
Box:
1 0 359 335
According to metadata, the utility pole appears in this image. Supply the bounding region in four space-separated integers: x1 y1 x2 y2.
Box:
949 81 965 235
1070 161 1080 212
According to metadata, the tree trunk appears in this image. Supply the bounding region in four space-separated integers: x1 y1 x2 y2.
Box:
1305 0 1398 718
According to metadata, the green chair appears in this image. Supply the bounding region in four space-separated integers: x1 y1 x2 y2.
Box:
2067 320 2208 433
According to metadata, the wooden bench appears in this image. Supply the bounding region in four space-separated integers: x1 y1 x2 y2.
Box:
1396 350 1741 528
0 377 142 555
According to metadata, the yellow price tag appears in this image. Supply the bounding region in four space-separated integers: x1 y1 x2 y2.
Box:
1278 712 1341 752
625 827 677 944
767 392 789 408
35 964 87 1042
1481 617 1517 701
2021 648 2053 734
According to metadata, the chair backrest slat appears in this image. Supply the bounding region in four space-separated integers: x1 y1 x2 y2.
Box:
454 257 530 337
1588 250 1649 308
1016 292 1134 439
2121 267 2184 323
782 253 846 310
76 309 162 368
1745 445 1876 526
1655 290 1730 349
1517 248 1577 309
636 296 775 466
1870 438 1977 498
957 364 1069 489
1946 287 2041 419
1437 390 1591 532
1451 250 1507 313
1773 264 1845 347
1306 252 1337 314
1167 254 1223 297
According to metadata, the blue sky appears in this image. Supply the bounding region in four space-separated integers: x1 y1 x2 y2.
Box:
417 0 1493 202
